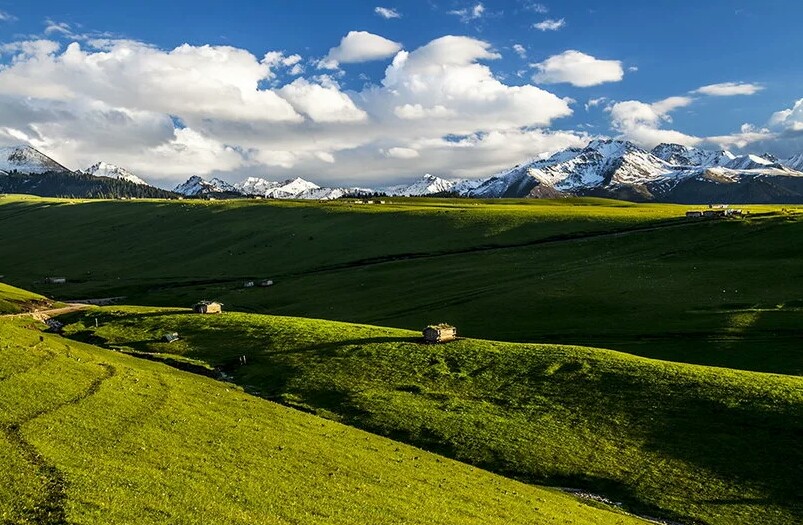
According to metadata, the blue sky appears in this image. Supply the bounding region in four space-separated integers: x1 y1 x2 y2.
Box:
0 0 801 186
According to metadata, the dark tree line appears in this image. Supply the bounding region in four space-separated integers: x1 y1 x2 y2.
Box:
0 171 179 199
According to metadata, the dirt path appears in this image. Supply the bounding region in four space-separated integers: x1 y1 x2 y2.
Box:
1 303 90 320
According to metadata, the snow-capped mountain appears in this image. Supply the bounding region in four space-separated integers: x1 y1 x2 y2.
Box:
173 140 803 203
383 174 463 196
84 162 147 185
173 175 238 196
260 177 374 200
782 154 803 171
651 143 736 167
7 141 801 203
263 177 320 198
179 175 373 200
234 177 282 195
724 154 783 171
462 139 803 203
0 145 70 174
295 186 375 200
468 139 681 198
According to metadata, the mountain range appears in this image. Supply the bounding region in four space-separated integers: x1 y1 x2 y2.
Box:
3 142 803 203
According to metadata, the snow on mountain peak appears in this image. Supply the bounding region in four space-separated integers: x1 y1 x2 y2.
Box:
725 154 782 171
84 161 148 185
782 153 803 171
173 175 237 196
651 143 736 168
384 174 459 196
0 145 71 174
234 177 281 195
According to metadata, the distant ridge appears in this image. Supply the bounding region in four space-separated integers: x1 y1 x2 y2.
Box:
4 142 803 203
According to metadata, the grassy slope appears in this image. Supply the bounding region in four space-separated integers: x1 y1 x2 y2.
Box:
1 195 800 373
239 210 803 375
62 308 803 525
0 317 645 525
0 195 694 299
0 283 51 314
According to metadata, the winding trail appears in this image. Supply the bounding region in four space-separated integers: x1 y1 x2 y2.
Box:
1 362 116 525
0 304 90 320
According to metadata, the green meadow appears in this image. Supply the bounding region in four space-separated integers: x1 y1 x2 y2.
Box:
61 307 803 525
2 195 802 524
0 195 800 373
0 314 648 525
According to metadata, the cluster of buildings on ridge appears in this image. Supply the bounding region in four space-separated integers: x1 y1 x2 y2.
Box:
685 204 745 218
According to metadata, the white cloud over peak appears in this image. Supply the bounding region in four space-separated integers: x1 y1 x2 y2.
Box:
320 31 402 69
533 18 565 31
532 50 624 87
608 96 699 148
605 94 803 157
770 98 803 132
694 81 763 97
374 6 401 19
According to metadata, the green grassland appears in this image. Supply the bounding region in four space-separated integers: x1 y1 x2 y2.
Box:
0 194 692 302
0 195 800 374
61 307 803 525
0 316 650 525
0 283 51 314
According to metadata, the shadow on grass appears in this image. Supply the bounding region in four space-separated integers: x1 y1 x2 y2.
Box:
267 336 422 356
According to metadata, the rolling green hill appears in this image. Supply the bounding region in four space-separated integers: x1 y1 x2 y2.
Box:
0 195 800 374
0 283 51 314
0 315 648 525
61 307 803 525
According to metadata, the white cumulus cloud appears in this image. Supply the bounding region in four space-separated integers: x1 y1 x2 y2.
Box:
320 31 402 69
0 34 583 185
532 50 623 87
278 78 367 123
770 98 803 132
608 96 699 148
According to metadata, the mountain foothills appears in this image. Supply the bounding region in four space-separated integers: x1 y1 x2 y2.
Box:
3 141 803 202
